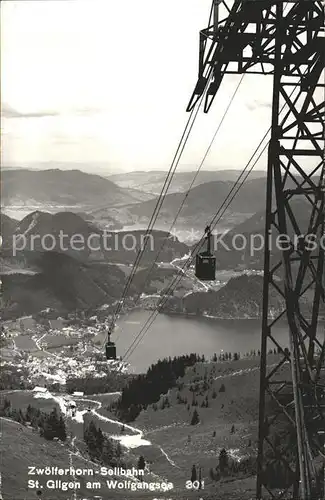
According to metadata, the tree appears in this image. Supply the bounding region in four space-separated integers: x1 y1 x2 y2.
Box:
84 421 100 456
115 354 200 422
115 441 123 463
219 448 229 475
138 455 145 471
96 427 104 454
58 416 67 441
230 424 235 434
191 464 197 482
25 404 33 422
41 407 63 441
101 439 114 465
0 399 12 418
219 383 226 392
190 409 200 425
16 409 25 424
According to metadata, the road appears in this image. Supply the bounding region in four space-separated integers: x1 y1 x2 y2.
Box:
38 389 181 473
170 256 209 292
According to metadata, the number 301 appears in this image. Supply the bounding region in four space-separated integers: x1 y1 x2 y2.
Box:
185 480 204 489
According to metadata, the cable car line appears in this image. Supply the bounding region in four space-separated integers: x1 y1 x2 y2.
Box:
108 95 202 323
120 73 307 363
105 68 215 359
111 18 307 363
122 141 267 363
122 134 268 362
109 75 211 319
113 74 245 347
125 74 246 316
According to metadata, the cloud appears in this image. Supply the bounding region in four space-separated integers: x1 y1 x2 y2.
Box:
72 107 103 116
1 103 60 118
1 103 104 119
246 100 272 112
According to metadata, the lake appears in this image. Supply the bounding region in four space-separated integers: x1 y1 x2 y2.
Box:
111 310 320 373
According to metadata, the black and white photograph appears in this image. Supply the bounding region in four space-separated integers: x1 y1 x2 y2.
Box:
1 1 324 499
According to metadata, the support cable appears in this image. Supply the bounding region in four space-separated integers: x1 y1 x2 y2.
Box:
114 74 245 342
106 68 214 340
122 130 269 362
121 72 312 363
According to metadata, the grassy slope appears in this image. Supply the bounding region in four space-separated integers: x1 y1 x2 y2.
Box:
1 356 288 499
1 417 179 500
132 355 287 498
1 418 96 500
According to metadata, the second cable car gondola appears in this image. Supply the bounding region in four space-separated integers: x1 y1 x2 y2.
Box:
195 225 216 281
105 330 117 360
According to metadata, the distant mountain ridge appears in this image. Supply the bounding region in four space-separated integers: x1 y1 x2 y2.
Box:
206 197 319 270
101 174 320 230
162 273 324 319
1 168 267 231
1 168 154 208
0 250 126 319
159 274 285 318
108 169 267 194
183 275 284 318
0 214 18 246
97 177 269 229
1 211 189 265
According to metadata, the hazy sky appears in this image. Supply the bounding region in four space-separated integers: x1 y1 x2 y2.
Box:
1 0 274 172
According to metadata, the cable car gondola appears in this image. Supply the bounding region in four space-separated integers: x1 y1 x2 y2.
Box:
195 225 216 281
105 330 117 360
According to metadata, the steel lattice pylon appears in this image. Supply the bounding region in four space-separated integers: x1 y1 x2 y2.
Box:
186 1 325 498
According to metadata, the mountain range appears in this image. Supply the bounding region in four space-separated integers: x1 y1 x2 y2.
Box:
206 197 319 270
0 210 190 317
1 214 18 247
1 169 154 209
1 211 189 264
96 177 270 229
0 250 126 319
1 168 268 231
162 273 324 318
108 169 267 194
116 174 320 228
182 274 284 318
2 169 320 233
1 167 322 320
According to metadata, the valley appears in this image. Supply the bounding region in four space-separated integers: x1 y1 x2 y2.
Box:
1 350 272 500
1 168 269 232
1 167 324 500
